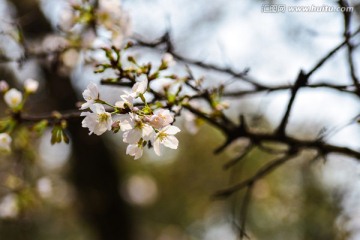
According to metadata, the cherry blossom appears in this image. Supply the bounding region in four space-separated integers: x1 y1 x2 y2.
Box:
0 81 9 92
152 125 180 156
0 133 11 153
147 109 174 129
115 91 135 109
132 75 148 97
80 83 99 110
162 53 175 67
122 113 154 144
81 103 113 135
4 88 22 109
126 143 144 160
24 78 39 93
112 114 133 131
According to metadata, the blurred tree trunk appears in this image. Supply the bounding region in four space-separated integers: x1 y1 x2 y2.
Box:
11 1 133 239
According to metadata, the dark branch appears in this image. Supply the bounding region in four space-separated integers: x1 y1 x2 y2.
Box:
213 151 299 198
276 70 308 136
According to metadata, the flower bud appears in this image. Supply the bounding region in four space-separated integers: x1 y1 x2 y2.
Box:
0 81 9 93
4 89 22 109
132 107 140 112
112 121 121 133
162 53 175 66
24 78 39 93
215 101 230 111
0 133 11 153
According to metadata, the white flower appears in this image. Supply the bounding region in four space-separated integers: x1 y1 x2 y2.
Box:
4 88 22 109
59 8 75 31
81 103 113 135
215 101 230 111
0 81 9 92
115 91 135 109
126 143 143 160
24 78 39 93
0 133 11 153
147 109 173 129
152 125 180 156
123 113 154 144
162 53 175 66
112 114 133 131
99 0 121 13
132 75 148 97
80 83 99 110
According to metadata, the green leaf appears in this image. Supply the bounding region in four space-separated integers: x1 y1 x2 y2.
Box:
32 120 48 135
51 126 70 145
51 126 61 145
62 131 70 144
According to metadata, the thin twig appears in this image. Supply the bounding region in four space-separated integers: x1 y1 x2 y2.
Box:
213 152 298 198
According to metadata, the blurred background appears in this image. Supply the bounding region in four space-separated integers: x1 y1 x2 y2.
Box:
0 0 360 239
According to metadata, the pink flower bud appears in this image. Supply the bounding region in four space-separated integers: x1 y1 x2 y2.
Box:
0 81 9 93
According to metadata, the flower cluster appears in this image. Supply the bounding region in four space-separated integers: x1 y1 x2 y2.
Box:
80 76 181 160
0 79 39 153
60 0 130 48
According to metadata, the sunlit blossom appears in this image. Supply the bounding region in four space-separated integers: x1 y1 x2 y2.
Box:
215 101 230 111
152 125 180 156
4 88 22 109
0 133 11 153
132 75 148 97
0 81 9 92
126 143 143 160
123 113 154 144
162 53 175 67
115 91 135 109
147 109 174 129
24 78 39 93
113 114 133 131
81 103 112 135
80 83 99 110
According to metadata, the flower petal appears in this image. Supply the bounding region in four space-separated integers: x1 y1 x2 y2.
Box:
164 125 181 135
4 89 22 108
123 129 142 144
132 75 148 95
126 144 143 160
153 139 162 156
80 100 93 110
162 136 179 149
142 124 155 141
90 103 105 114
